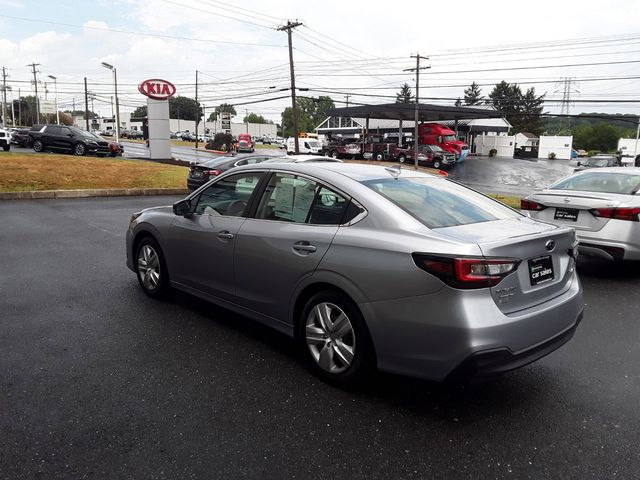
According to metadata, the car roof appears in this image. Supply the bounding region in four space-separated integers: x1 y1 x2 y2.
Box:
236 161 440 182
574 167 640 174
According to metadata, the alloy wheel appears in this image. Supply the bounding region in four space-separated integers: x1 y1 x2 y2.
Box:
305 302 355 374
137 244 161 291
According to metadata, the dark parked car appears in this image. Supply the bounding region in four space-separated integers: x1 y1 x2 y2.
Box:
419 145 456 169
30 125 111 156
187 154 285 190
11 128 32 148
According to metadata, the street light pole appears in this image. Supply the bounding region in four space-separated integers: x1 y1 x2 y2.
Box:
101 62 120 143
48 75 59 124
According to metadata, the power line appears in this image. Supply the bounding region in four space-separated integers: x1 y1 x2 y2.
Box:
157 0 276 30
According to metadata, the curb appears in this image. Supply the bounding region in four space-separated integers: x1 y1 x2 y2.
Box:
0 188 190 200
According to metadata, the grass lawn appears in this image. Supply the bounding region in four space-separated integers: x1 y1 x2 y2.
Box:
0 153 187 192
489 194 521 209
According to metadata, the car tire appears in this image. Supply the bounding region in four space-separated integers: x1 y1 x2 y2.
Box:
2 144 9 151
33 139 43 152
398 155 406 163
74 143 87 156
331 151 339 159
432 159 441 169
135 237 169 299
374 153 384 161
297 290 375 386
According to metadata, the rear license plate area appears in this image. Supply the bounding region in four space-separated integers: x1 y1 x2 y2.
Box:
529 255 554 286
554 208 579 221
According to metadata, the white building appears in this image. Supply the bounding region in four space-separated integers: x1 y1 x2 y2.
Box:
515 132 539 148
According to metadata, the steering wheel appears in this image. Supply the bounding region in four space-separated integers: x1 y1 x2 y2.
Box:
226 199 248 216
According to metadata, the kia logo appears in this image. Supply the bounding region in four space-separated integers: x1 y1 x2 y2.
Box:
545 240 556 251
138 79 176 100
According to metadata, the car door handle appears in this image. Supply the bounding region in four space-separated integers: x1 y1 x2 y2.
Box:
217 231 234 240
293 242 317 253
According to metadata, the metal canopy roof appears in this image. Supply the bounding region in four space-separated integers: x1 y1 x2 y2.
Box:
326 103 502 122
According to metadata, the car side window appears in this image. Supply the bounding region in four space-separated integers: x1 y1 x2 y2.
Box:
46 126 61 135
255 173 348 225
60 127 72 136
193 172 263 217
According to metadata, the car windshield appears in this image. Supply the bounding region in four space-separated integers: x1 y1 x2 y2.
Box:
550 172 640 195
362 177 521 229
428 145 444 152
307 140 320 148
443 135 456 142
583 158 613 167
71 128 98 139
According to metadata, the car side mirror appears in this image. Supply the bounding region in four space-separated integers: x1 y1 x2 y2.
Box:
173 199 193 217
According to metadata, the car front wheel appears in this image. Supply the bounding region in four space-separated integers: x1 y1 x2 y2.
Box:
33 139 43 152
135 237 169 299
398 155 406 163
74 143 87 156
432 159 441 169
298 291 374 385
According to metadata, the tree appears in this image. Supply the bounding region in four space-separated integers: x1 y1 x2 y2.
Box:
169 96 202 121
132 105 147 118
395 83 413 104
243 113 272 124
572 124 623 152
464 82 484 105
208 103 236 122
280 96 335 137
488 81 546 135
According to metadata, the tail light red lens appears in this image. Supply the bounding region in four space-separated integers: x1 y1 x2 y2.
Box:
520 199 547 211
203 169 222 176
412 254 520 289
591 207 640 222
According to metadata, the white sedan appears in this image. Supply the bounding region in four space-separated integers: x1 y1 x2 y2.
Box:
522 167 640 261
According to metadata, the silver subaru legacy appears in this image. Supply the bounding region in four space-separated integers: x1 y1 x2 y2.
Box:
126 163 583 385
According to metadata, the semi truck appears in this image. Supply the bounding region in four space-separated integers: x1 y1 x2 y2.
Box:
418 123 469 161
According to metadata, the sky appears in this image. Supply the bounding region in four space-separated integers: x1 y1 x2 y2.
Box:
1 0 639 124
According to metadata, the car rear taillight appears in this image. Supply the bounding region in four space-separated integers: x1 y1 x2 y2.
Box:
204 169 222 176
412 254 520 289
520 199 547 211
591 207 640 222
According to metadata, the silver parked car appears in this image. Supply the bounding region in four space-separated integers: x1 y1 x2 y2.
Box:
522 167 640 261
126 163 583 384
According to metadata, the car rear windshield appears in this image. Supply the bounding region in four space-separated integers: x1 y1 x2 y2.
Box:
200 156 235 168
362 177 521 228
550 172 640 194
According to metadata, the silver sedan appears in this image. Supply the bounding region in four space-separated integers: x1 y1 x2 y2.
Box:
522 167 640 261
126 163 583 385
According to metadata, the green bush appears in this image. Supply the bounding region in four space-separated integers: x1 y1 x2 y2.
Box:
489 148 497 157
548 152 556 159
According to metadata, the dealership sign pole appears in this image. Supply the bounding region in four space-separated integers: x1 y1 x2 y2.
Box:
138 78 176 160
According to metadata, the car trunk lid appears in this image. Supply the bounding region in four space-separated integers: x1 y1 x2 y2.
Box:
528 190 626 232
434 218 577 314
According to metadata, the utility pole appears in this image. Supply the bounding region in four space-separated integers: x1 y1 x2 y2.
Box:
278 19 303 154
345 94 350 108
246 109 249 133
1 66 8 126
18 88 21 126
84 77 90 131
404 54 430 170
195 70 199 149
27 62 41 124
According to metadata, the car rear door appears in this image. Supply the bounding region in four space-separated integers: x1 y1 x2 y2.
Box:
233 172 349 321
41 126 60 150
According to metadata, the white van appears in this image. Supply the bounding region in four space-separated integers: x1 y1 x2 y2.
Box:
286 137 322 155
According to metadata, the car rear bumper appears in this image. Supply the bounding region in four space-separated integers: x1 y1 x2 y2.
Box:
360 271 583 382
187 177 207 190
574 227 640 261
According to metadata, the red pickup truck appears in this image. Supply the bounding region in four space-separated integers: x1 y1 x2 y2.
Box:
236 133 254 153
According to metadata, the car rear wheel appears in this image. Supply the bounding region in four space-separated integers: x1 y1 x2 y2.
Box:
135 237 169 299
298 291 374 385
33 139 43 152
331 151 339 159
2 144 9 151
374 153 384 161
74 143 87 156
432 159 441 169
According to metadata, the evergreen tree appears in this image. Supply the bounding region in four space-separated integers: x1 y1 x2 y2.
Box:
488 81 546 135
395 83 414 103
463 82 483 105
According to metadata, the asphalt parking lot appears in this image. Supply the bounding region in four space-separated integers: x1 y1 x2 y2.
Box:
2 196 639 479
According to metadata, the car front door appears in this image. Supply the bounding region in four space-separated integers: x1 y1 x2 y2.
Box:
41 126 60 150
58 127 74 151
234 172 349 322
166 171 265 301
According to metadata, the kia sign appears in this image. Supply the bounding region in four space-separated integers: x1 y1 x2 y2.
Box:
138 79 176 100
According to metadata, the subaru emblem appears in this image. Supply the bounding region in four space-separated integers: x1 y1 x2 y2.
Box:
545 240 556 251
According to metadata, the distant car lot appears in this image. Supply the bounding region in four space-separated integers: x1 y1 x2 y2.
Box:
1 195 639 478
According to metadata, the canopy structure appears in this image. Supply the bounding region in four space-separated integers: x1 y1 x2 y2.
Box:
326 103 502 122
